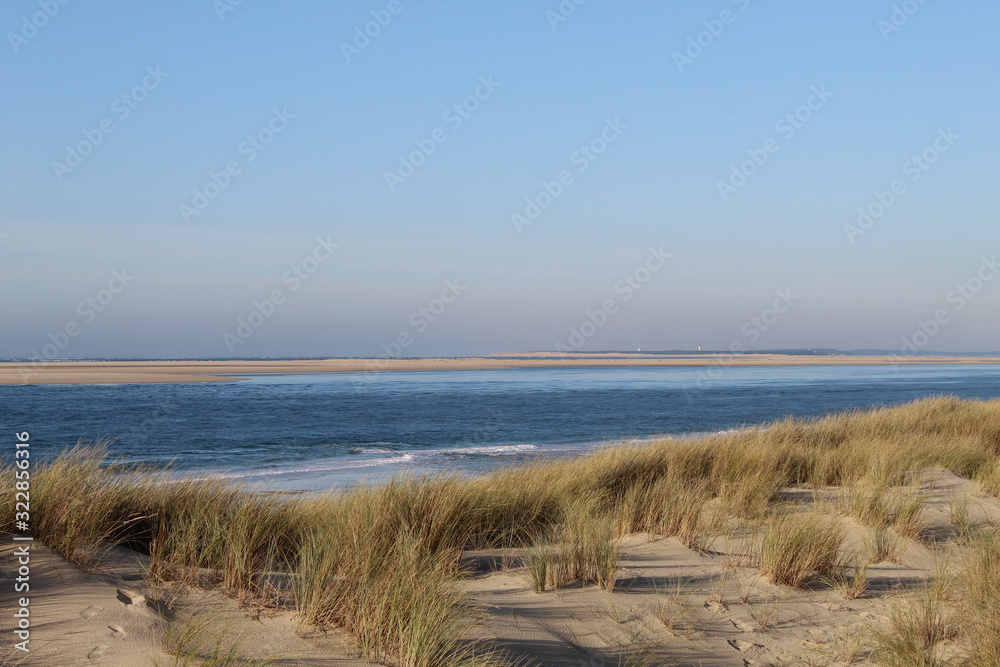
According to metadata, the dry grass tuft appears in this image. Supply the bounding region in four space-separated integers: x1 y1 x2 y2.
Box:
649 578 695 638
758 512 844 588
874 586 958 667
842 484 926 539
162 611 280 666
864 527 905 564
962 530 1000 665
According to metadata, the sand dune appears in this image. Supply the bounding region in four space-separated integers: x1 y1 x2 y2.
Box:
461 467 994 666
3 467 997 665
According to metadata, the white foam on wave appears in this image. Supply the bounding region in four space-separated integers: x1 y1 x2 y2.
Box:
350 446 395 454
178 440 621 488
186 454 417 482
437 444 539 456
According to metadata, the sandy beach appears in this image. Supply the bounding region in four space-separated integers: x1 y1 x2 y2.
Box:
2 354 999 385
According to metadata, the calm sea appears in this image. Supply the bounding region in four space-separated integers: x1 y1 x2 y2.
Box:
3 364 1000 490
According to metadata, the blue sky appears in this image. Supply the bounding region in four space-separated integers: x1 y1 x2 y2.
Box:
1 0 998 358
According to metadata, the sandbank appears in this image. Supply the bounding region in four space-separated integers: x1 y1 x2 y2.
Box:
2 353 998 385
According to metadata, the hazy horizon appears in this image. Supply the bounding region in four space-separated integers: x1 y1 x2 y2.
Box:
2 1 998 358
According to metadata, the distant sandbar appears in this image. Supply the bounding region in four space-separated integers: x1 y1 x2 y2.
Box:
1 353 999 385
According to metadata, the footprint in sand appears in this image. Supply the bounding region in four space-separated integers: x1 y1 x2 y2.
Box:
108 624 127 640
861 611 890 623
88 644 107 662
731 618 757 632
116 588 145 606
80 605 102 620
728 638 764 652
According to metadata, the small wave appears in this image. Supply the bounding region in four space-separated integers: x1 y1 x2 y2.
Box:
348 446 395 455
436 444 539 456
185 454 417 481
171 441 610 488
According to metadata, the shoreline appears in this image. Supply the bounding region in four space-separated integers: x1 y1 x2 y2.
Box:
2 353 1000 385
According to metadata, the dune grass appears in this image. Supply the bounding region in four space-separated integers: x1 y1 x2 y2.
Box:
6 396 1000 665
840 560 871 600
874 583 959 667
23 444 154 569
758 511 844 587
649 578 695 638
962 530 1000 665
161 611 281 667
523 543 551 593
864 526 905 564
842 484 927 540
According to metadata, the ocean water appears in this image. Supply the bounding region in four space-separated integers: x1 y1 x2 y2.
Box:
3 364 1000 490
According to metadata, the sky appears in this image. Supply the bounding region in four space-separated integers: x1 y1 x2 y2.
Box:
1 0 998 358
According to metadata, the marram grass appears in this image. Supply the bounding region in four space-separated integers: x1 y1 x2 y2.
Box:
5 395 1000 665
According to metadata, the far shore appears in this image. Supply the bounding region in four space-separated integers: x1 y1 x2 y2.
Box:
1 353 999 385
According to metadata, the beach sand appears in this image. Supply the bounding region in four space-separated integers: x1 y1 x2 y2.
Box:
461 467 995 666
0 539 372 666
2 354 999 385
